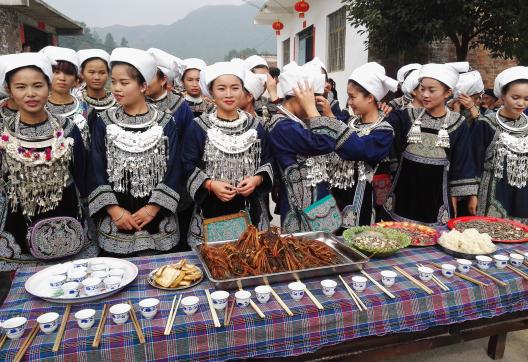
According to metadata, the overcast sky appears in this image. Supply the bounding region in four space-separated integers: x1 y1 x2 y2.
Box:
46 0 258 27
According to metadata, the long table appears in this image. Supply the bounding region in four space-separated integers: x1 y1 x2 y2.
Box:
0 243 527 361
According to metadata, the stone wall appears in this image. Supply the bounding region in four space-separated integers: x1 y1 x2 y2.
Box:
0 7 21 55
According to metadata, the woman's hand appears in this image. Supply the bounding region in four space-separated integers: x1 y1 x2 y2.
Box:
209 180 237 202
132 204 161 230
379 102 393 116
315 96 334 117
468 195 478 215
236 175 263 197
293 80 319 118
107 205 140 231
265 73 279 102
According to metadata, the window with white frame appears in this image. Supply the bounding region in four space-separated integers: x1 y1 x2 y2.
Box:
328 7 346 72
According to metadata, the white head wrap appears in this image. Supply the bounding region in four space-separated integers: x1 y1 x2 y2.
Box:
147 48 179 82
401 68 421 96
110 47 157 84
454 70 484 98
245 55 268 71
0 52 54 88
397 63 421 83
77 49 110 69
181 58 206 80
199 61 245 99
348 62 398 101
278 61 326 98
244 71 267 100
493 66 528 98
39 45 79 72
419 63 464 90
304 57 328 74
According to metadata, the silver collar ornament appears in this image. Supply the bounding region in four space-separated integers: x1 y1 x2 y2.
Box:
407 108 451 148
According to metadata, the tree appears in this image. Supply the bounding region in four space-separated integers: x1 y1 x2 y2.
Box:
104 33 118 52
343 0 521 61
224 48 259 61
120 37 129 47
515 1 528 65
58 22 109 51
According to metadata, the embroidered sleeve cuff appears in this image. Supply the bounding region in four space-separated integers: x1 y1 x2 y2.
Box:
449 179 479 197
254 162 274 193
187 167 209 200
308 116 349 141
88 185 118 216
149 183 180 213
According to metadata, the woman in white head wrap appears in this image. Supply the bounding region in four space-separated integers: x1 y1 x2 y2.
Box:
400 68 424 109
389 63 421 110
88 47 184 256
327 62 396 228
180 58 214 117
238 67 267 118
0 55 19 122
449 70 484 125
472 66 528 221
383 62 479 226
181 61 273 246
0 53 98 271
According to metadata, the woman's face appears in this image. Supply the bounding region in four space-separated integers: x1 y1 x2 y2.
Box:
146 74 166 99
502 82 528 117
82 59 108 91
419 78 451 110
111 64 146 107
51 68 77 95
237 89 254 111
182 69 201 97
347 83 375 116
211 75 244 113
8 68 49 114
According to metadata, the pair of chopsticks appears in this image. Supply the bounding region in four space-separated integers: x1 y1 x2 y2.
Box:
338 275 367 311
430 263 489 287
238 287 266 319
471 266 507 287
52 304 71 352
416 264 449 292
393 266 434 295
204 289 222 328
128 301 146 344
164 295 182 335
513 249 528 267
13 323 39 362
92 304 109 348
360 270 396 299
224 297 235 326
0 334 7 349
507 265 528 280
268 285 293 316
297 279 324 310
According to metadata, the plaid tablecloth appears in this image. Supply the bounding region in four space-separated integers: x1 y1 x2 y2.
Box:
0 243 527 361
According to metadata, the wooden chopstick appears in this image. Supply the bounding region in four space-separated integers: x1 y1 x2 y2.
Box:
249 299 266 318
224 297 235 326
431 263 489 287
14 323 39 362
298 280 324 310
416 264 449 292
394 266 434 295
338 275 367 311
128 301 146 344
164 295 182 336
0 334 7 349
52 304 71 352
204 289 221 328
164 295 178 335
471 266 508 287
92 304 109 348
507 265 528 280
361 270 396 299
269 286 293 316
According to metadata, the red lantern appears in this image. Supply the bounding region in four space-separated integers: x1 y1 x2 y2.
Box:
294 1 310 19
272 20 284 36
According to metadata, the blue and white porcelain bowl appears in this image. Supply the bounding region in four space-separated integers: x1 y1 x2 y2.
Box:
110 303 131 325
61 281 80 298
210 291 229 310
456 259 472 274
288 282 306 301
36 312 59 335
380 271 397 288
181 296 199 315
351 276 367 292
68 270 87 283
103 276 121 291
509 253 524 267
254 285 271 303
493 254 509 269
48 275 67 291
3 316 27 340
320 279 337 296
476 255 493 270
139 298 160 319
74 309 96 330
82 277 102 296
418 266 434 281
441 263 456 278
235 290 251 307
72 259 89 270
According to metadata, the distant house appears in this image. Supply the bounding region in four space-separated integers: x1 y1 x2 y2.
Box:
254 0 368 107
0 0 82 54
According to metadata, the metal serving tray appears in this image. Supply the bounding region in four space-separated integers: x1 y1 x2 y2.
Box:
192 231 369 290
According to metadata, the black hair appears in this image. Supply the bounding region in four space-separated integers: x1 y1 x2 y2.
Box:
269 67 280 78
80 57 110 73
502 79 528 95
156 69 165 80
5 65 50 87
251 65 269 72
111 61 146 85
53 60 78 79
328 78 338 99
348 79 371 98
208 75 243 93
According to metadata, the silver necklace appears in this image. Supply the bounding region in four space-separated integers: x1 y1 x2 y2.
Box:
495 107 528 134
111 104 159 129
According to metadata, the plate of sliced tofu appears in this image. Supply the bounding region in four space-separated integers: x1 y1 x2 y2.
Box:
147 259 204 290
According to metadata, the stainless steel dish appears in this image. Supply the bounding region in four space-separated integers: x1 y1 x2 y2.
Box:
193 231 369 290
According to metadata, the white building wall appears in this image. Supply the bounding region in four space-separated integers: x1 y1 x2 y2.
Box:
274 0 368 107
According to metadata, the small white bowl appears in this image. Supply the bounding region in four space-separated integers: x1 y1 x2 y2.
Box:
91 264 107 273
139 298 160 319
68 270 87 283
181 296 199 315
3 316 27 340
493 254 509 269
92 271 108 280
476 255 493 270
235 290 252 307
288 282 306 301
48 275 67 291
36 312 60 335
72 259 89 269
88 258 105 267
210 291 229 310
441 263 456 278
351 276 367 292
109 303 131 325
108 269 125 280
509 253 524 267
74 309 96 330
380 270 397 287
51 263 70 277
61 281 80 298
320 279 337 296
254 285 271 303
456 259 472 274
418 266 434 281
82 277 102 296
103 276 121 291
